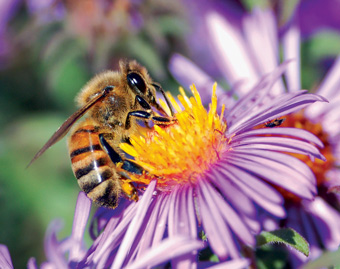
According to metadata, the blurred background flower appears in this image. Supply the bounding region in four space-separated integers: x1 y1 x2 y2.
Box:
1 0 340 268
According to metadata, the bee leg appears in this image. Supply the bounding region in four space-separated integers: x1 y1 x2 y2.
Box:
135 95 152 110
120 180 139 202
151 83 175 116
99 134 142 202
99 133 122 164
121 159 144 175
119 160 145 202
125 110 175 129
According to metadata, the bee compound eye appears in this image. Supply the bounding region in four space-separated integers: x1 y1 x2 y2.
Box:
127 72 147 94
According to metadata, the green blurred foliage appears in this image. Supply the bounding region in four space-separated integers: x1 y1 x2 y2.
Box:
256 245 289 269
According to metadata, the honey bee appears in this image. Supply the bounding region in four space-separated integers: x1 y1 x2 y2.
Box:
265 118 285 128
29 60 175 208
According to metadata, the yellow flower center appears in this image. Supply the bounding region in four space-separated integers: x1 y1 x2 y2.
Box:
120 84 228 191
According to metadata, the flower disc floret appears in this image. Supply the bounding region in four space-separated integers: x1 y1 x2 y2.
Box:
120 84 228 190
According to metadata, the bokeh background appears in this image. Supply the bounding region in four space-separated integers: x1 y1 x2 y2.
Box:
1 0 340 267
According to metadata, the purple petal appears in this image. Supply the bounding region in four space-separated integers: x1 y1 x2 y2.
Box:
198 179 240 259
90 201 139 265
169 54 228 104
206 11 258 94
305 56 340 119
226 61 292 129
303 197 340 250
235 127 324 148
126 236 203 269
205 175 255 246
210 168 256 217
134 193 171 259
229 91 327 134
168 187 198 268
216 164 286 217
68 192 92 262
226 151 316 199
150 193 171 248
233 136 324 160
112 180 157 268
209 168 260 233
124 198 160 264
27 258 38 269
243 9 285 95
314 56 340 98
90 198 134 240
209 168 261 233
168 187 180 238
217 161 283 204
234 147 317 184
282 21 301 92
44 220 68 268
0 244 13 269
299 207 323 260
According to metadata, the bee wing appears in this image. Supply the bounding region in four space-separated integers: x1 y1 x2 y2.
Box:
27 87 113 167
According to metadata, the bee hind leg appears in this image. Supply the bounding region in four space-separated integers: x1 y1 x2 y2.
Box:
99 133 142 202
118 160 145 202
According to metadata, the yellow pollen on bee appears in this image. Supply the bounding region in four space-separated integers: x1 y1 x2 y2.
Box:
120 83 228 190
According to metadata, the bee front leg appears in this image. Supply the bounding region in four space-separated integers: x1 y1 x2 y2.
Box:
125 110 175 129
151 83 175 117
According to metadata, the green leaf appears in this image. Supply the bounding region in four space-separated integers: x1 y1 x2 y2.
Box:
256 228 309 257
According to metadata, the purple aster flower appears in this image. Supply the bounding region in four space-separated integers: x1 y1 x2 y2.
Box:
82 60 326 267
169 6 340 266
0 192 204 268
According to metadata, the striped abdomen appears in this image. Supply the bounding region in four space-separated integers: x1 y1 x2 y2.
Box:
68 122 120 208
